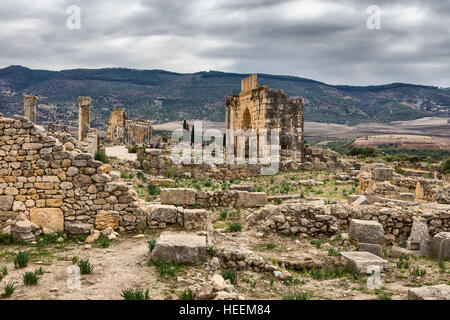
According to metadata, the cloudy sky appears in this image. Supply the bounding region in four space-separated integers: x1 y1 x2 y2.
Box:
0 0 449 86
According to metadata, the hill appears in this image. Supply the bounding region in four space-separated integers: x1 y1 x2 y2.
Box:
0 65 448 129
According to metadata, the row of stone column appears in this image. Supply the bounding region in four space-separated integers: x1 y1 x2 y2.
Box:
22 95 91 142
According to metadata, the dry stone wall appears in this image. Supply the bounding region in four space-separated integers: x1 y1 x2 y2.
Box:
0 114 146 236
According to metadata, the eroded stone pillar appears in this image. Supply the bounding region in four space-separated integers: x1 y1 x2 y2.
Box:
78 96 91 141
24 95 38 123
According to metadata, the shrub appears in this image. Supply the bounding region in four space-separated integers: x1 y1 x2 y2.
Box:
221 269 237 285
226 222 242 232
94 151 108 163
443 158 450 174
147 239 156 253
1 281 15 298
121 288 150 300
148 185 160 196
0 234 17 245
179 289 193 300
219 210 228 220
72 256 79 264
78 259 94 274
14 251 29 268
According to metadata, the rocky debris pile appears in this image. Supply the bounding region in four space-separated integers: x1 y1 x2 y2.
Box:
215 245 276 272
1 212 63 242
160 188 267 208
408 284 450 300
191 274 245 300
247 202 338 237
349 219 385 256
146 204 209 231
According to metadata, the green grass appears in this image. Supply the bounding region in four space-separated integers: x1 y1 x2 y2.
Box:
78 259 94 274
23 271 40 285
310 239 322 249
226 222 242 233
179 288 193 300
96 234 111 248
147 239 156 253
152 260 179 277
221 269 237 285
282 290 312 300
14 251 30 268
121 288 150 300
1 281 15 298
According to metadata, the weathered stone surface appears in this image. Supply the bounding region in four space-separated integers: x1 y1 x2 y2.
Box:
431 232 450 260
148 204 178 224
151 232 207 265
359 242 382 257
408 284 450 300
340 251 389 273
0 196 14 211
372 166 393 181
95 211 119 230
352 195 368 206
160 188 196 206
235 191 267 208
349 219 384 244
72 174 92 188
230 184 253 192
65 222 93 235
30 208 64 232
407 216 430 255
183 209 208 230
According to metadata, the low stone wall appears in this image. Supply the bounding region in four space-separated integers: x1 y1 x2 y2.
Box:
247 202 450 241
146 204 208 230
160 188 268 208
0 114 145 236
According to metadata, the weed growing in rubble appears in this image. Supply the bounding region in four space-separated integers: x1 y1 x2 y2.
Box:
121 288 150 300
96 234 111 248
226 222 242 232
179 288 193 300
23 268 43 285
221 269 237 284
153 260 179 277
14 251 29 268
147 239 156 253
409 267 426 277
78 259 94 274
310 239 322 249
328 248 340 256
282 290 312 300
1 281 15 298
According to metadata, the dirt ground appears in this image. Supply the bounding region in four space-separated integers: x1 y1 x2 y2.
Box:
1 221 448 300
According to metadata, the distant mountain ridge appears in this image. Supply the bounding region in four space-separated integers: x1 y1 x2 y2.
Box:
0 65 448 129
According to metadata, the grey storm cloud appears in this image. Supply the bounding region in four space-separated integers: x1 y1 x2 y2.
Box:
0 0 449 86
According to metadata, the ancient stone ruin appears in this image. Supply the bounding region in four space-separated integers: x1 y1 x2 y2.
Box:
225 74 304 160
106 108 152 146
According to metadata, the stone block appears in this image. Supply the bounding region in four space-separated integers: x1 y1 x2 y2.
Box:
359 243 382 257
160 188 196 206
349 219 384 244
151 232 207 265
230 184 253 192
431 232 450 260
340 251 389 274
95 210 119 230
183 209 208 230
408 284 450 300
65 222 93 235
148 204 178 224
235 192 267 208
30 208 64 232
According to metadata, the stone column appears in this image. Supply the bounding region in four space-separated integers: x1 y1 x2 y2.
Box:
24 95 38 123
78 96 91 141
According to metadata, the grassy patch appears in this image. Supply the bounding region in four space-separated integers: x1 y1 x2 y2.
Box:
14 251 30 268
221 269 237 285
121 288 150 300
78 259 94 274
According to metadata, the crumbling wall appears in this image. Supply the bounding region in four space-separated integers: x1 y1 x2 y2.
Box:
106 108 152 146
0 114 146 236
